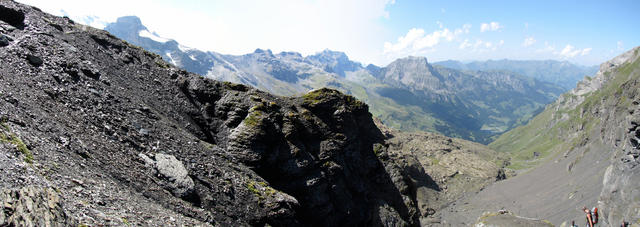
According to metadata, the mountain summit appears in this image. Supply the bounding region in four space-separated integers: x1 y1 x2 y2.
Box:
304 49 362 77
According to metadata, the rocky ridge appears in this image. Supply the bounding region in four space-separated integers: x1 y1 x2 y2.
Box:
0 1 436 225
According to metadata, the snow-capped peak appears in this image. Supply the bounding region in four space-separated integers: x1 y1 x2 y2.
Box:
138 29 170 43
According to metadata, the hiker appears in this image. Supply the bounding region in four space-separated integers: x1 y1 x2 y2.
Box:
583 206 599 227
621 220 629 227
570 220 578 227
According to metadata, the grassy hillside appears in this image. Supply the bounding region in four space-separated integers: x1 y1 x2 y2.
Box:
490 48 640 170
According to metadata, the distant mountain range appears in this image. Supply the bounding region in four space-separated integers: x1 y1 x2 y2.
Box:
433 59 598 89
104 16 587 144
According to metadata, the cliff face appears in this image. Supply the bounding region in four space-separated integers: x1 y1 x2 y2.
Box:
0 1 426 226
597 47 640 226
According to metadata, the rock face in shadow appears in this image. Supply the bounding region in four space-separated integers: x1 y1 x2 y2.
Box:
0 1 426 226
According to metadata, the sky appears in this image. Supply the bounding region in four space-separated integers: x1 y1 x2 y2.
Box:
16 0 640 66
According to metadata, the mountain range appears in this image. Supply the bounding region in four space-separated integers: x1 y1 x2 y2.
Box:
434 59 598 90
0 2 508 225
104 16 588 144
2 1 640 226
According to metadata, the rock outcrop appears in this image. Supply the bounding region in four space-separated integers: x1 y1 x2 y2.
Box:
0 187 74 226
596 47 640 226
0 1 426 225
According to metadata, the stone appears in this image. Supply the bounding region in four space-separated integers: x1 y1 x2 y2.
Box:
0 35 10 47
26 54 43 67
0 5 25 29
145 153 195 198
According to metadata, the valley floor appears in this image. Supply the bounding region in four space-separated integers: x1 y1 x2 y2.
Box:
438 140 611 226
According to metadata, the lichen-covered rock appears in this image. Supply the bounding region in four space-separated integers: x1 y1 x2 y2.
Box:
140 153 195 198
0 187 74 226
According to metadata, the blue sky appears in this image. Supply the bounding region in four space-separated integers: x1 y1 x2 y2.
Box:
379 0 639 65
17 0 640 66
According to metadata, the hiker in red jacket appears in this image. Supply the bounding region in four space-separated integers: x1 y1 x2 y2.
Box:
583 206 599 227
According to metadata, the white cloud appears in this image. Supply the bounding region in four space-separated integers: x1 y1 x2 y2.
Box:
413 29 455 49
618 41 624 50
559 45 580 57
384 28 426 53
480 22 502 32
522 37 536 47
383 23 471 57
557 44 592 58
455 24 472 35
17 0 396 66
536 41 555 53
459 39 472 49
484 40 503 50
462 39 503 52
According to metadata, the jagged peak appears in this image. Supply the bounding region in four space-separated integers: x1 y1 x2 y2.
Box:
253 48 273 54
318 49 348 57
115 16 142 26
251 48 275 58
388 55 430 67
276 51 302 58
306 49 351 62
109 15 147 31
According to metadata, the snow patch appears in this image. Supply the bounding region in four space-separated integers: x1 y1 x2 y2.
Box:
189 55 197 61
73 15 108 29
178 44 195 52
139 30 169 43
165 52 178 66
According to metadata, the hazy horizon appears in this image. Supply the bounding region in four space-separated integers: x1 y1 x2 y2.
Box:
17 0 639 66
